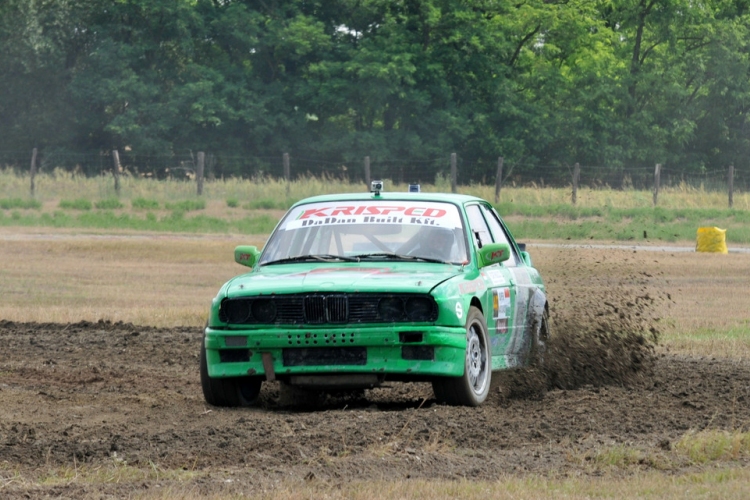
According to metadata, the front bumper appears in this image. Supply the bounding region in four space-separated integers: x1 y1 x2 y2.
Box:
204 325 467 379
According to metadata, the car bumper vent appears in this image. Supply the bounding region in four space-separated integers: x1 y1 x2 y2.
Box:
219 349 251 363
402 346 434 361
282 347 366 366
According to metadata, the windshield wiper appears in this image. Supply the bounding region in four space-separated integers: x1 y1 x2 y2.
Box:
262 254 359 265
350 252 449 264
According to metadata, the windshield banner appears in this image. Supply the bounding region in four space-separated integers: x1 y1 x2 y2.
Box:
283 201 463 230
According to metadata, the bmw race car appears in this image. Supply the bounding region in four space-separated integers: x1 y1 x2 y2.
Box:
201 185 548 407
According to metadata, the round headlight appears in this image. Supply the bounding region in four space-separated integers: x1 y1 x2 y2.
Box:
405 297 436 322
251 299 277 323
223 299 251 323
378 297 405 321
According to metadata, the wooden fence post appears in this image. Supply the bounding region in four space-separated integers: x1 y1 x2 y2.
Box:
30 148 37 197
571 163 580 205
450 153 457 193
494 157 504 204
206 153 215 181
653 163 661 206
283 153 290 196
196 151 205 196
728 164 734 209
112 150 121 195
364 156 371 187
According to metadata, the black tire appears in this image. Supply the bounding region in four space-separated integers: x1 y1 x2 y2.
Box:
432 306 492 406
200 334 262 407
529 307 549 368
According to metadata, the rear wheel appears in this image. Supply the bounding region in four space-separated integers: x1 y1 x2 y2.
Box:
529 307 549 367
200 334 262 407
432 306 491 406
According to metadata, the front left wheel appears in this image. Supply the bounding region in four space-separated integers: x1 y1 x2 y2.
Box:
432 306 491 406
200 334 262 407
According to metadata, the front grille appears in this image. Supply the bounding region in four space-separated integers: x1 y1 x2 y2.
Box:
304 295 326 323
326 295 348 323
220 293 437 325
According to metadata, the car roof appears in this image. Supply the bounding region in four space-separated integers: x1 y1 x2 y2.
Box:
290 191 487 206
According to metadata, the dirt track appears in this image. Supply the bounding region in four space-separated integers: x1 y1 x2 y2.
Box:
2 319 750 497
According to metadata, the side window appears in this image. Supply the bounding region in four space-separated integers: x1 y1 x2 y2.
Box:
480 205 517 266
465 205 492 249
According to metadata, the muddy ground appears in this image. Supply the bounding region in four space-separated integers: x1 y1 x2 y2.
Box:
1 242 750 498
2 323 750 498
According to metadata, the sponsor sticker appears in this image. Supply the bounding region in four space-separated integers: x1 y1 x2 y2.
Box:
458 278 487 295
493 287 511 333
283 201 463 231
485 269 507 286
455 302 463 320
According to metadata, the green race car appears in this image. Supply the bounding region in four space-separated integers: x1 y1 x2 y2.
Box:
201 187 548 407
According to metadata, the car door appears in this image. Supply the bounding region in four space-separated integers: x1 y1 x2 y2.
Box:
465 204 519 369
479 204 540 367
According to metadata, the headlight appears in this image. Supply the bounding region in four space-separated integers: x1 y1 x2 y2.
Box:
251 299 277 323
378 297 405 321
405 297 437 322
222 299 251 323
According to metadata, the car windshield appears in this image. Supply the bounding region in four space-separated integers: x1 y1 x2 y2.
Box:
260 200 469 265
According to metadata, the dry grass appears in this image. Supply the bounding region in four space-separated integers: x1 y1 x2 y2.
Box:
3 167 748 210
5 464 750 499
675 430 750 464
0 229 265 327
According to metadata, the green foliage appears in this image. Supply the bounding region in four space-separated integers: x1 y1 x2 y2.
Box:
131 198 160 210
0 198 41 210
243 199 290 210
59 198 92 211
226 198 239 208
1 1 749 176
164 199 206 212
95 198 124 210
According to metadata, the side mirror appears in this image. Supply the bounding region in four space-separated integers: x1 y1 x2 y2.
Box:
234 245 260 268
477 242 511 268
520 250 532 266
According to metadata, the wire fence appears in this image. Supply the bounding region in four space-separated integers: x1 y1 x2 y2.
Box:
1 149 746 194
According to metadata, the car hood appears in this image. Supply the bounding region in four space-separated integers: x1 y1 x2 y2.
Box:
224 263 463 297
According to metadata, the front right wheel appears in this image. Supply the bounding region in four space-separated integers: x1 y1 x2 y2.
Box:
432 306 491 406
200 333 262 407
